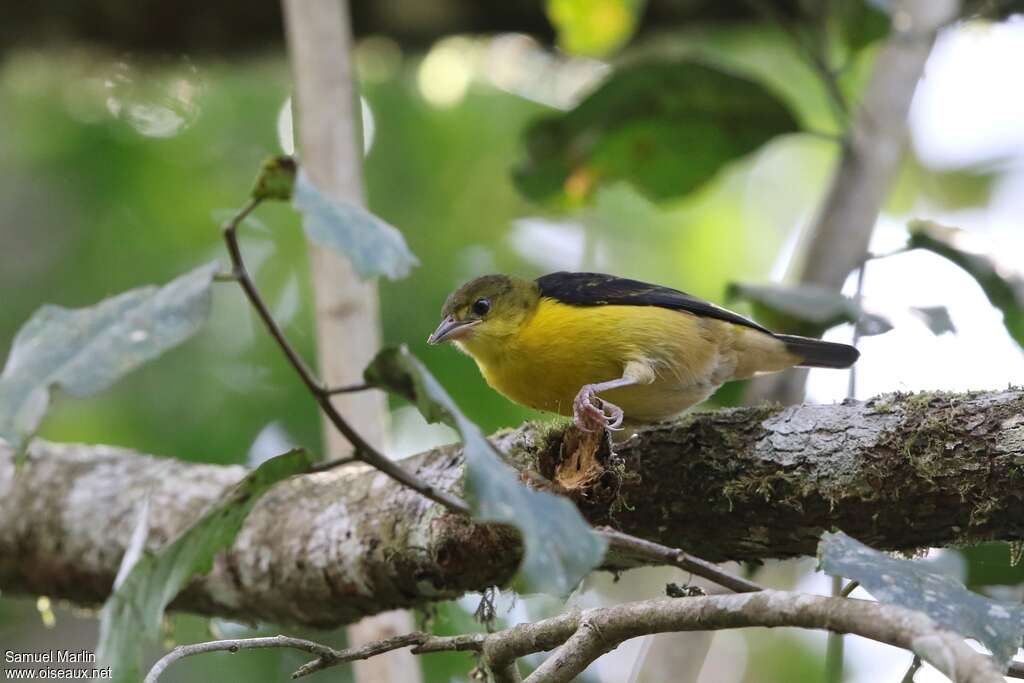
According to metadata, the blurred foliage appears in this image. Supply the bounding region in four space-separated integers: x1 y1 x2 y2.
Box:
546 0 645 57
963 543 1024 589
514 60 800 205
908 220 1024 349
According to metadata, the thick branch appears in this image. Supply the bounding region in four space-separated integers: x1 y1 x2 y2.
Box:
2 389 1022 627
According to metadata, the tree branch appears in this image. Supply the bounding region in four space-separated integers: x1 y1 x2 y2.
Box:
144 592 1006 683
746 0 959 405
2 389 1022 627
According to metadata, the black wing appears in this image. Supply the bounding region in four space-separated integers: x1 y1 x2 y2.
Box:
535 271 771 334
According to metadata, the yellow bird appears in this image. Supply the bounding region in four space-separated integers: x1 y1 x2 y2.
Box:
428 272 859 431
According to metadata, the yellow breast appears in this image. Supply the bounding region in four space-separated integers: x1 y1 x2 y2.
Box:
460 298 729 421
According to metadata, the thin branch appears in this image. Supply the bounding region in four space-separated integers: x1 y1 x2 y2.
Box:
598 528 764 594
221 200 470 515
144 634 349 683
841 580 861 598
900 655 922 683
322 383 373 395
291 632 433 679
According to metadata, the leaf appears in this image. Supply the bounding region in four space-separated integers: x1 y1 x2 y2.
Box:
837 0 890 53
97 449 312 682
908 220 1024 348
0 262 219 454
546 0 645 58
292 170 418 280
513 60 799 204
725 282 892 338
911 305 957 336
818 531 1024 668
364 346 607 595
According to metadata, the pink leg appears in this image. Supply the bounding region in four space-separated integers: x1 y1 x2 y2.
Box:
572 377 636 432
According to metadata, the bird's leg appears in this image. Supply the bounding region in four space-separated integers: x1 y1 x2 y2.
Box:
573 361 657 433
573 379 632 432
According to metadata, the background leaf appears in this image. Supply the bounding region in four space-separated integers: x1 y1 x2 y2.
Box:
818 531 1024 668
513 60 800 204
545 0 645 57
908 219 1024 348
725 281 892 338
364 345 607 596
0 261 219 453
97 448 312 682
292 170 418 280
911 305 957 336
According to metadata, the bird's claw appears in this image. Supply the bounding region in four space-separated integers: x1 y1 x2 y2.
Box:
573 385 624 433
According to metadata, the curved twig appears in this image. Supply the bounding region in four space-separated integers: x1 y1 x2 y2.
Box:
221 199 470 515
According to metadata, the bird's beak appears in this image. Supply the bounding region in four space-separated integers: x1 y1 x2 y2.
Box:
427 315 480 345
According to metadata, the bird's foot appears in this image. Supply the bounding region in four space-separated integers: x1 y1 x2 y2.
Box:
572 385 624 433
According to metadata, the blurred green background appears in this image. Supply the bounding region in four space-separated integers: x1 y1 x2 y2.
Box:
3 2 1024 682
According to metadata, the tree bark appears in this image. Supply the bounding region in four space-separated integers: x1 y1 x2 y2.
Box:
2 389 1022 628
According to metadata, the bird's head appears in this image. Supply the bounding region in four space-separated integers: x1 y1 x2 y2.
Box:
428 274 539 357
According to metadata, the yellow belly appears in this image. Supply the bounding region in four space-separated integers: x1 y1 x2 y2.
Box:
466 299 735 421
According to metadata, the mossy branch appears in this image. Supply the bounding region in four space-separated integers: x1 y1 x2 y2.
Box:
1 389 1022 627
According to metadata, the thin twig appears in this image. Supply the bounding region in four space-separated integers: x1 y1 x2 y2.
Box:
598 528 764 594
900 655 922 683
221 200 470 515
308 455 359 473
322 382 373 395
841 580 861 598
291 632 433 679
144 634 348 683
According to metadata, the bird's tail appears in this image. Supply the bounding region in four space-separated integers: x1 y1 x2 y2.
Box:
777 335 860 369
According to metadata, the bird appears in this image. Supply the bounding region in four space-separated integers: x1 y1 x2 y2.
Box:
427 272 859 431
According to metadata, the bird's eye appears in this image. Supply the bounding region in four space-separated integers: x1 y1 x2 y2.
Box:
472 298 491 316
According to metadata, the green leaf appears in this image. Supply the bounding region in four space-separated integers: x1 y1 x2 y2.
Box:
546 0 645 58
364 346 607 595
97 449 312 682
725 282 892 338
0 262 219 454
514 60 799 204
908 220 1024 348
292 170 418 280
818 531 1024 668
836 0 890 54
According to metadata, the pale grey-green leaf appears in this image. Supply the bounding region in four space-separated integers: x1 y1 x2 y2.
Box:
292 171 418 280
364 346 607 596
0 262 219 452
98 449 312 682
819 531 1024 668
911 306 957 336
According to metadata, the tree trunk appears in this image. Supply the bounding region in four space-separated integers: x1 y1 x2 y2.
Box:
281 1 419 681
3 389 1022 628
